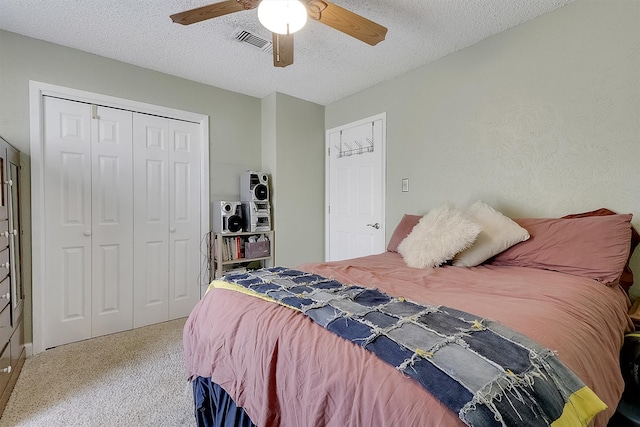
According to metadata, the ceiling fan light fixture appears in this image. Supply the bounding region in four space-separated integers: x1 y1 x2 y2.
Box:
258 0 308 35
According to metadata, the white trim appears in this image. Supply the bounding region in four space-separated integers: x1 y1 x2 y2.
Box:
324 112 387 261
29 81 210 355
23 343 33 358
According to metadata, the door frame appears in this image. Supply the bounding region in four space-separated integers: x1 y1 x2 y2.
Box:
325 112 386 261
29 81 210 355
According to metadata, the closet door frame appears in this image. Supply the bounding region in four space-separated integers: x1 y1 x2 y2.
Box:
29 81 210 355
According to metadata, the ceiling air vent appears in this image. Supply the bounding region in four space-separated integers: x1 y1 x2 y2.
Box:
234 30 273 53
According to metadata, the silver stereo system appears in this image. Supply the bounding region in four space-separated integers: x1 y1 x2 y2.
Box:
240 171 271 232
241 171 269 202
241 201 271 232
212 201 243 233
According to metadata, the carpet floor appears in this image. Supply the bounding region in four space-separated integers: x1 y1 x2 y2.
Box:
0 318 194 426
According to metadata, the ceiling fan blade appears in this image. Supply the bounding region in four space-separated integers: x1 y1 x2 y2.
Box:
307 1 387 46
273 33 294 68
170 0 249 25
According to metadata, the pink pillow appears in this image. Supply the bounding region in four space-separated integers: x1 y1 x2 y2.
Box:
387 214 421 252
562 208 640 294
491 214 633 286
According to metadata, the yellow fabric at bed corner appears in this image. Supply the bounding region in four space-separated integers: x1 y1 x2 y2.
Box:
208 280 300 311
551 386 607 427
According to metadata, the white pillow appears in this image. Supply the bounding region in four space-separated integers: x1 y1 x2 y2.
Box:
453 201 530 267
398 203 482 268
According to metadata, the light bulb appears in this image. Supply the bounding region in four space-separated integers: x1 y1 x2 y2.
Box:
258 0 307 35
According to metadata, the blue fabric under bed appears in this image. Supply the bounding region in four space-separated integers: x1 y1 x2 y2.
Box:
193 377 256 427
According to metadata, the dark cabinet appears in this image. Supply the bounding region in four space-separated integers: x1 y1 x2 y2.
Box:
0 136 25 416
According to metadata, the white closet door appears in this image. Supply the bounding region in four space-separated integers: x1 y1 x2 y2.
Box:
133 114 170 327
44 97 93 348
43 98 134 348
168 119 201 319
91 106 134 337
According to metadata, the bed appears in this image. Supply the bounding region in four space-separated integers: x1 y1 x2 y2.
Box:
184 204 637 427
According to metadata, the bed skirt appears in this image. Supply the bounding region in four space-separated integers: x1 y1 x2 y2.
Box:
192 377 257 427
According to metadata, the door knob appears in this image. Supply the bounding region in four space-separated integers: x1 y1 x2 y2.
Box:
366 223 381 229
83 231 91 236
169 227 176 233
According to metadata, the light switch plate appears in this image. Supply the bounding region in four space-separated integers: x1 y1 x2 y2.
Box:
402 178 409 192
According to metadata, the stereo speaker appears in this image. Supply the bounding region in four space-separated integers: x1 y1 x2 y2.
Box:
241 201 271 232
241 171 269 202
212 201 243 233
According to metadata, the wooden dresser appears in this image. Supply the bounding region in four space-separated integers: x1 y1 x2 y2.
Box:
0 136 25 416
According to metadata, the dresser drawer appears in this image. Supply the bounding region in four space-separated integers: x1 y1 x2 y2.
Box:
0 305 11 346
0 277 8 312
0 221 7 251
0 248 8 282
0 342 10 396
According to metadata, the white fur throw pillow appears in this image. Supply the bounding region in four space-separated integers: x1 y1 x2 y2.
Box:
453 201 530 267
398 203 482 268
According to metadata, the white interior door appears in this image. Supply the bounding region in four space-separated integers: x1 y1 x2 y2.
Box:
91 106 134 337
44 97 134 348
44 97 93 348
326 114 386 261
133 114 201 326
168 119 201 319
133 113 170 328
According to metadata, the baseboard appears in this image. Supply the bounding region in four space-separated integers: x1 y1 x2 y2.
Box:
23 343 33 358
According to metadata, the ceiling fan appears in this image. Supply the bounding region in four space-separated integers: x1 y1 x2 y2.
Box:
170 0 387 68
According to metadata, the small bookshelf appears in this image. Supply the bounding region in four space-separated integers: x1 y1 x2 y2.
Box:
211 230 274 281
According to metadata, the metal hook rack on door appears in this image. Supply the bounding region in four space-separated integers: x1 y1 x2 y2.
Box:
334 136 374 158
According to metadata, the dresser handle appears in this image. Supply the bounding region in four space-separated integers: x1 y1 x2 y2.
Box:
0 262 8 269
0 231 8 238
0 293 9 300
3 180 12 187
0 366 11 374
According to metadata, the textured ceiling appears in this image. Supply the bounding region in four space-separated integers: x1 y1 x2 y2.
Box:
0 0 575 105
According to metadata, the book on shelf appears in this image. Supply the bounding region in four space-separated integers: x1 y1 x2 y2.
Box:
217 233 270 262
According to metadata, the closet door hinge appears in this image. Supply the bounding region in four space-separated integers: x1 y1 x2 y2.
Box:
91 104 98 120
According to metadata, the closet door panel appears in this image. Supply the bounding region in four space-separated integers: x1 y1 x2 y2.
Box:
168 120 201 319
91 106 134 337
133 113 170 328
43 97 92 348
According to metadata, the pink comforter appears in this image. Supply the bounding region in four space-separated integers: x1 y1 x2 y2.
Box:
184 252 634 427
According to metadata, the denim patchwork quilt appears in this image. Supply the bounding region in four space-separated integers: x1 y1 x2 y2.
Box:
211 267 606 427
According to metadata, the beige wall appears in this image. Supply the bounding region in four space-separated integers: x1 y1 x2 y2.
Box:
262 93 325 267
325 0 640 298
